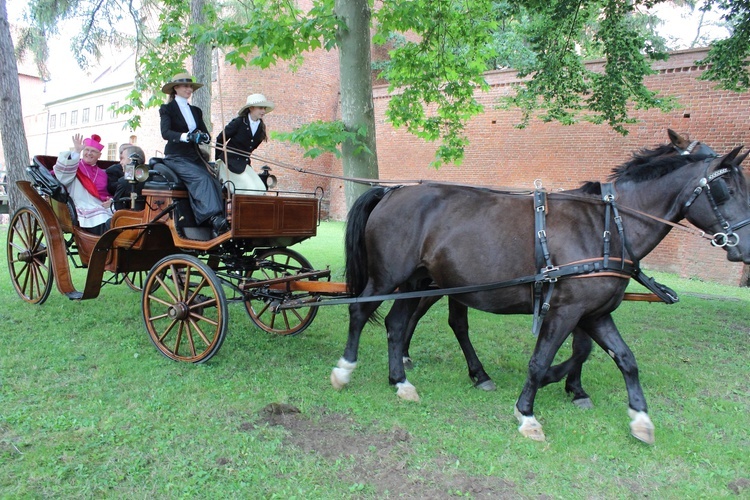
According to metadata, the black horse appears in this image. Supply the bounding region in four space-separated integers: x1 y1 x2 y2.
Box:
332 146 750 444
401 130 718 400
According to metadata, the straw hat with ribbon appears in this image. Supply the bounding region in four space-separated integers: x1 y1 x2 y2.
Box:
238 94 275 115
161 72 204 94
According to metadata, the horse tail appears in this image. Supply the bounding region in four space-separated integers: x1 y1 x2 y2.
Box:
345 186 389 296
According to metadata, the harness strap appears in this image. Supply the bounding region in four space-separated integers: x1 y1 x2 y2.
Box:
601 183 634 270
297 258 639 308
533 189 556 336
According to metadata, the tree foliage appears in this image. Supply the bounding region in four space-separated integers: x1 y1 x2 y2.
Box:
12 0 750 168
696 0 750 91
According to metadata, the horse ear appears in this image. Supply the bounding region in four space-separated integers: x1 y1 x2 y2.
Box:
715 146 744 168
736 149 749 166
668 129 686 148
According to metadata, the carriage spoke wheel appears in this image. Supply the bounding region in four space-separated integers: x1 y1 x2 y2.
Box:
244 248 319 336
142 255 228 363
7 207 54 304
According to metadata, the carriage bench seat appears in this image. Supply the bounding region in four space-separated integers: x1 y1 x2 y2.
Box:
143 159 187 191
29 156 78 231
29 155 119 233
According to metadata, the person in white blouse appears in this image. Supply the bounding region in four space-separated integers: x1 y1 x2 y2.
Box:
215 94 274 193
159 72 228 237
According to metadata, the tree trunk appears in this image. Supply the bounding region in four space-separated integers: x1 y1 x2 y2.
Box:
335 0 379 211
0 0 31 214
191 0 212 134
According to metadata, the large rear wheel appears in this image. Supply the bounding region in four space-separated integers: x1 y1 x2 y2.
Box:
244 248 318 336
7 206 54 304
142 255 228 363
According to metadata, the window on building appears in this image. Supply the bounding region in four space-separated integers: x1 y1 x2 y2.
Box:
49 114 56 129
71 110 78 126
59 112 66 128
82 108 90 123
110 101 119 118
107 142 117 161
95 105 103 121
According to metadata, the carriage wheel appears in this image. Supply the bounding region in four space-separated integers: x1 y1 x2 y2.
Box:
142 255 228 363
244 248 319 336
7 206 54 304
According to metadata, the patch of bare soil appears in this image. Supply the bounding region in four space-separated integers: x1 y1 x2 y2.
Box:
257 403 520 498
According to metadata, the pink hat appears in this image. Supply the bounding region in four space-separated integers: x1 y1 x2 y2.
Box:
83 134 104 151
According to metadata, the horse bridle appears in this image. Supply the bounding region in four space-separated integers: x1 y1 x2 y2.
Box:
684 161 750 247
675 140 701 155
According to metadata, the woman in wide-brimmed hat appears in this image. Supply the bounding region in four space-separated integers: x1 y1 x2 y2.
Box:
215 93 275 177
158 71 228 237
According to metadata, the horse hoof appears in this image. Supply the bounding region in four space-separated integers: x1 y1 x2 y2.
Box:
403 357 414 371
396 381 420 402
519 422 546 441
628 409 655 445
572 397 594 409
330 358 356 390
514 405 546 442
330 370 346 390
475 380 497 391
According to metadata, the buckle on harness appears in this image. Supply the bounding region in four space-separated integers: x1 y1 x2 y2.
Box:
543 265 559 282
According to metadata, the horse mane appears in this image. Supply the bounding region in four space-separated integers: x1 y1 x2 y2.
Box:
576 144 714 193
607 150 710 183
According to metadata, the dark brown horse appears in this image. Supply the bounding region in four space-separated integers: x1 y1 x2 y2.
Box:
401 130 718 402
332 146 750 444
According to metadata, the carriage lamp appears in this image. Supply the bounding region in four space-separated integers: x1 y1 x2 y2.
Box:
259 165 277 190
134 165 151 183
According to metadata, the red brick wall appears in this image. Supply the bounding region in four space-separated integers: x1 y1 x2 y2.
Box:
209 43 749 285
359 48 750 285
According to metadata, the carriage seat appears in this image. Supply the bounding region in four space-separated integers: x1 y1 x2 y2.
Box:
144 158 187 191
29 155 79 230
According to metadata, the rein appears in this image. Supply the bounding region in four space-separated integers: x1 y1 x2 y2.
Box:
210 140 739 246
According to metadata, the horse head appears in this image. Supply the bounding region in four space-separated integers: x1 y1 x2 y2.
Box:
682 146 750 263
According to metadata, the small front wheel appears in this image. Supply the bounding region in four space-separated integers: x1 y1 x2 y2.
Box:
124 270 150 292
244 248 318 336
7 206 54 304
142 255 228 363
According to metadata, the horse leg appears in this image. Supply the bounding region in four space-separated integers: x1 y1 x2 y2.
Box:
330 296 383 390
447 298 495 391
385 297 421 401
402 295 442 370
540 327 593 408
515 314 579 442
579 313 655 444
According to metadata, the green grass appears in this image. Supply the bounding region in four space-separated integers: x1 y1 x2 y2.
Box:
2 221 750 498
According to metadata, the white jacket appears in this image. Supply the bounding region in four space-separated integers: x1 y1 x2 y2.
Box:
53 151 112 229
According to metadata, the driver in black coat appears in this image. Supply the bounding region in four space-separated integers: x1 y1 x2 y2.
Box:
159 72 228 237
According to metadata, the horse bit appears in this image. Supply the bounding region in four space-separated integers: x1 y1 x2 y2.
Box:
684 160 750 248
